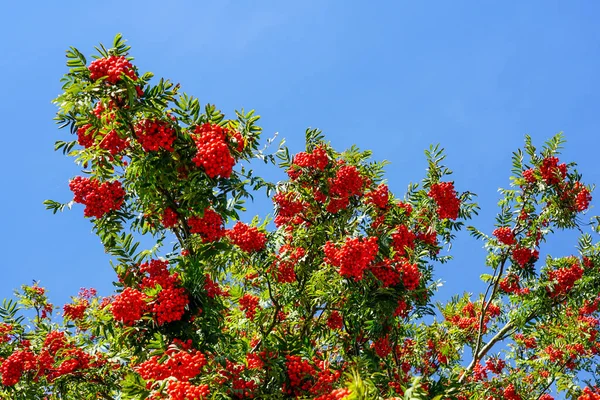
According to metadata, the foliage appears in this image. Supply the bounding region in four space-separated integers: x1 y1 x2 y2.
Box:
1 35 600 399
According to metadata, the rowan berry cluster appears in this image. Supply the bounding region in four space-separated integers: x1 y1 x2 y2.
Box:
547 259 584 298
400 261 421 291
503 383 522 400
0 324 12 344
370 259 401 287
575 183 593 212
62 299 88 321
111 287 146 325
484 357 506 374
69 176 125 218
135 342 208 399
188 208 225 242
285 355 316 393
239 294 260 321
391 225 416 256
88 55 137 84
99 129 128 155
139 259 189 325
273 191 307 227
499 273 522 294
326 165 364 213
323 237 378 280
138 343 206 379
512 246 539 268
314 388 352 400
162 207 179 228
77 124 96 148
227 222 267 253
326 311 343 330
365 183 389 209
134 119 177 152
167 381 210 400
192 123 240 178
428 182 460 220
514 333 537 349
287 145 330 179
522 168 537 184
446 302 500 335
540 156 567 185
0 350 35 386
204 274 228 298
0 330 103 387
393 299 409 317
580 387 600 400
372 334 392 358
493 226 515 245
272 245 304 283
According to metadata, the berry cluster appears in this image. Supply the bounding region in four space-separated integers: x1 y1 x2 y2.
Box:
493 226 515 245
428 182 460 220
188 208 225 242
580 387 600 400
365 183 389 209
227 222 267 253
314 388 352 400
99 129 128 155
499 273 522 294
0 324 12 344
285 355 316 393
139 259 189 325
284 356 345 397
391 225 416 257
484 357 506 374
239 294 260 321
372 334 392 358
503 384 522 400
0 331 102 386
547 260 584 298
287 146 329 179
135 342 208 399
167 381 210 400
63 300 88 321
326 311 343 330
111 287 146 325
522 168 537 184
514 333 537 349
512 246 539 268
134 119 177 152
273 191 307 227
272 245 305 283
400 261 421 291
540 156 567 185
393 299 409 318
162 207 179 228
446 302 500 336
204 274 228 298
326 165 364 213
192 123 240 178
0 350 35 386
69 176 125 218
575 183 592 212
323 237 379 280
136 348 206 382
369 259 401 287
88 55 137 84
77 124 96 148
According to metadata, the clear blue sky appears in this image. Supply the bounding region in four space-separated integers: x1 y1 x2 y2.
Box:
1 1 599 314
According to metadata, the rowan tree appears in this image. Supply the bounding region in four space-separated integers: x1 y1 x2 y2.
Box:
0 35 599 400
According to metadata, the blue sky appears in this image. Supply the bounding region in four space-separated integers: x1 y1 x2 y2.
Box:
1 0 600 328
